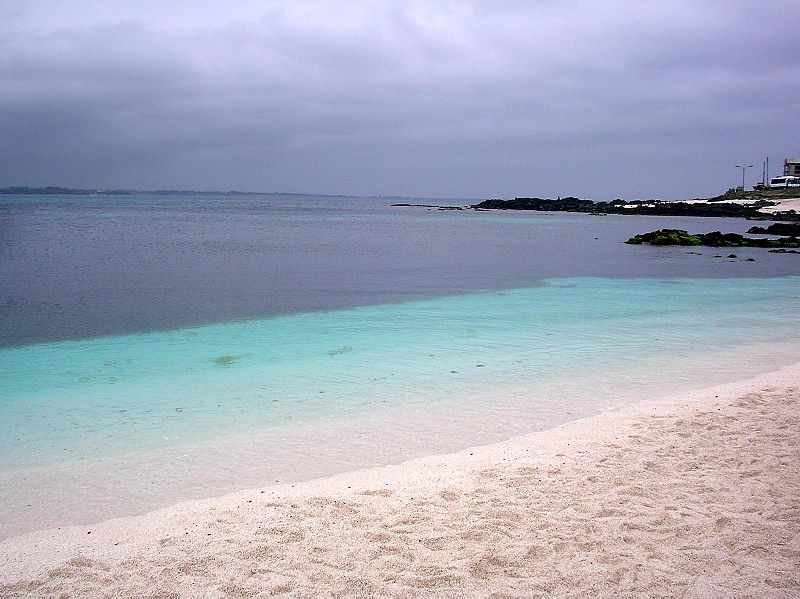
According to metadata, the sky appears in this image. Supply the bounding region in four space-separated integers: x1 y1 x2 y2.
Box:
1 1 798 200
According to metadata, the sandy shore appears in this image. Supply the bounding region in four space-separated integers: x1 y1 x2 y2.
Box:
759 197 800 214
682 196 800 215
1 364 799 597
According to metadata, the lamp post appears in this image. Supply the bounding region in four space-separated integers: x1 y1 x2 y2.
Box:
734 164 755 191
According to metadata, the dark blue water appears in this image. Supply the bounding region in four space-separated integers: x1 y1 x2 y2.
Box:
1 193 798 347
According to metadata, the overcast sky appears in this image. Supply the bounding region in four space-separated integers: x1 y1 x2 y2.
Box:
1 1 798 199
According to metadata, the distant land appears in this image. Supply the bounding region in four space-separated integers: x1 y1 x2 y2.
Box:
5 185 799 221
0 186 358 197
395 188 800 221
470 188 800 221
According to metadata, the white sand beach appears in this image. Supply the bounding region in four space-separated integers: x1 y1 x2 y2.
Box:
1 364 799 597
758 197 800 214
680 196 800 214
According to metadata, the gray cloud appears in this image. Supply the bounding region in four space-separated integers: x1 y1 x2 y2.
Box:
1 1 799 199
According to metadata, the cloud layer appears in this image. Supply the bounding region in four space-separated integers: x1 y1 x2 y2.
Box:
2 1 798 198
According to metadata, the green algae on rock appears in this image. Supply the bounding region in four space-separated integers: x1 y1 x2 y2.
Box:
626 229 800 248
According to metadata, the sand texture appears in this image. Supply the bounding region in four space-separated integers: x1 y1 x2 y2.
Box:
1 365 799 597
758 197 800 213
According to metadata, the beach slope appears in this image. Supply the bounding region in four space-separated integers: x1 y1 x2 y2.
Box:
1 366 799 597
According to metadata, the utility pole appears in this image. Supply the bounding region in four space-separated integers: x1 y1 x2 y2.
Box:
735 164 754 191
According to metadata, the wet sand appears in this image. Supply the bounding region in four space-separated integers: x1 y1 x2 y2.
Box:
1 364 799 597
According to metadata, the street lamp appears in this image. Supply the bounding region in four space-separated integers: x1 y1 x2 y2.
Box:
734 164 755 192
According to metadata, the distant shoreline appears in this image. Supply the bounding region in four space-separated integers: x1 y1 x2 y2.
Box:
0 186 353 198
470 193 800 220
0 186 471 202
396 190 800 221
6 185 799 221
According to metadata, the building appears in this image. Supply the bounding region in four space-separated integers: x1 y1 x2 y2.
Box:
784 158 800 177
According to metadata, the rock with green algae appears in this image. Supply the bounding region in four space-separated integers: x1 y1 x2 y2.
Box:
625 229 702 246
626 229 800 248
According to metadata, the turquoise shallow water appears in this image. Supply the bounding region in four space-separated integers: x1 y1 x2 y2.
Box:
3 275 799 474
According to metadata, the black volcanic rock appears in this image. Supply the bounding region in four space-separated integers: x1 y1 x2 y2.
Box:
626 229 800 248
747 223 800 236
470 197 795 220
474 197 595 211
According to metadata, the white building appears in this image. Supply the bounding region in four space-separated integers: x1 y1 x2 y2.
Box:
783 158 800 177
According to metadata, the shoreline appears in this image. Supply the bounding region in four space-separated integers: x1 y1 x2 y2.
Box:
2 362 799 596
392 193 800 221
2 336 799 542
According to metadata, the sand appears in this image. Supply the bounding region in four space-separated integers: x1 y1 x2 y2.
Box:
1 364 799 598
678 197 800 215
758 197 800 214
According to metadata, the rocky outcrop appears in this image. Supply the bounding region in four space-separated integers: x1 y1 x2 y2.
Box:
625 229 800 248
471 197 785 219
747 223 800 236
474 197 594 211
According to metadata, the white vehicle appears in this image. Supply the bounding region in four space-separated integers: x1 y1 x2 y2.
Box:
769 176 800 188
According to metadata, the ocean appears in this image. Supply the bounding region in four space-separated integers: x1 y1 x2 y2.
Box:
1 193 799 538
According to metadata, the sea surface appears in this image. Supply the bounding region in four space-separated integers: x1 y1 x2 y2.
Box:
1 193 800 538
